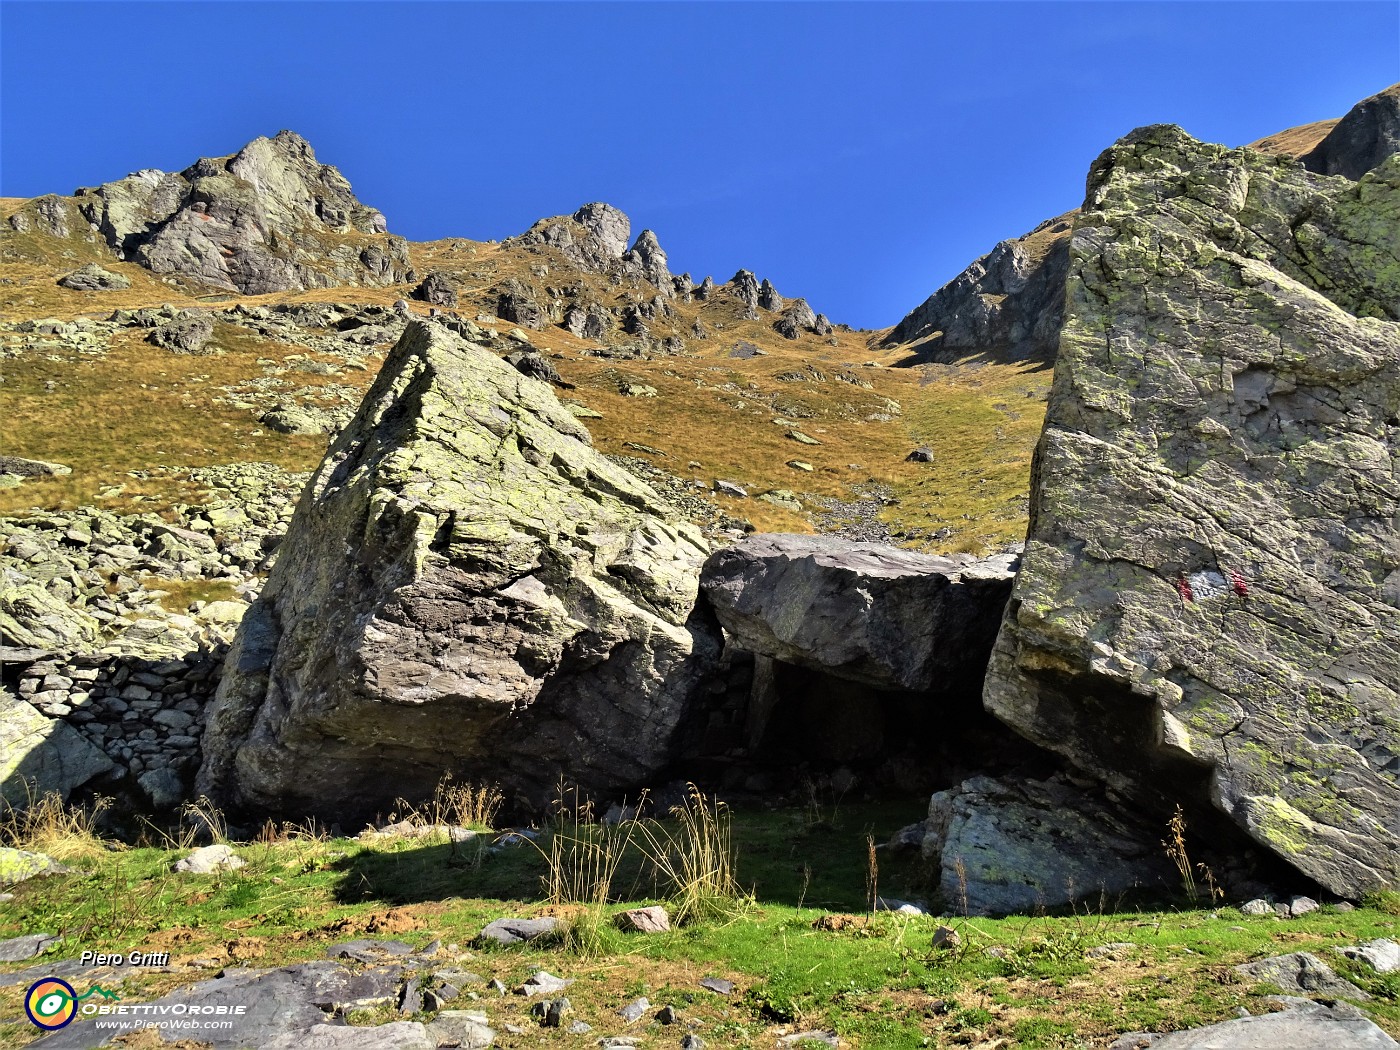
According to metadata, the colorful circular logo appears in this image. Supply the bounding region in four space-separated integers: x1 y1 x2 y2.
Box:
25 978 77 1030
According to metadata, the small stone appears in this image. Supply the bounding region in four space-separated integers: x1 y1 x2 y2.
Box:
931 925 961 950
778 1031 838 1047
680 1037 707 1050
905 446 934 463
615 906 670 933
516 970 573 997
786 430 821 445
478 916 560 946
174 844 244 873
1239 898 1274 916
569 1019 593 1034
656 1004 677 1025
698 977 734 995
715 480 748 499
1288 895 1319 917
618 996 650 1023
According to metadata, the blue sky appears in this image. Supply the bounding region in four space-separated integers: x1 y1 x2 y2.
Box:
2 2 1396 328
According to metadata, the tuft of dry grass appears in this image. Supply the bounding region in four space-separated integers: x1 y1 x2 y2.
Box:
633 783 749 926
0 786 115 862
388 773 504 831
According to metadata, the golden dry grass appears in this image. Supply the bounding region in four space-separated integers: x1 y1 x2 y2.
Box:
1 197 1048 549
1247 117 1339 158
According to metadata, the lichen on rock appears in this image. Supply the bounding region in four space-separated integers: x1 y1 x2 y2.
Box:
984 124 1400 898
197 320 722 821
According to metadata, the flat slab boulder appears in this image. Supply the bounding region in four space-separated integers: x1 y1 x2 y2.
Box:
983 124 1400 898
198 320 720 822
1111 999 1397 1049
700 534 1017 691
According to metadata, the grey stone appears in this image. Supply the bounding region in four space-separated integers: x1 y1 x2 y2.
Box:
138 767 185 809
982 123 1400 899
1338 939 1400 974
411 271 458 308
56 262 130 291
1239 899 1274 917
1287 895 1319 917
0 933 58 961
701 534 1016 693
0 457 71 478
28 960 411 1049
148 312 214 354
922 775 1174 915
64 130 407 295
1234 951 1368 999
174 844 245 874
261 1023 434 1050
424 1009 495 1049
1 687 114 805
1109 998 1398 1049
618 996 650 1022
778 1032 838 1047
515 970 573 997
198 322 721 821
886 211 1073 364
477 916 561 947
513 202 631 273
698 977 734 995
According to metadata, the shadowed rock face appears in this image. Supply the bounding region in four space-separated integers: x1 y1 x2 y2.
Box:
42 130 413 294
984 124 1400 898
700 534 1016 693
1304 83 1400 181
197 321 722 822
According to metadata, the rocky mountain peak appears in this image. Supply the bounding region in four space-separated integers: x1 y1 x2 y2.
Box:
8 130 409 295
512 201 634 273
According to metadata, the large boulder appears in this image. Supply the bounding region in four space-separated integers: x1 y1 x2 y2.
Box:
921 774 1174 915
60 130 411 294
197 320 721 821
983 124 1400 898
56 262 130 291
700 534 1016 692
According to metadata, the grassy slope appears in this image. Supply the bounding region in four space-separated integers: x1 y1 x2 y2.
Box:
0 807 1394 1049
1 207 1050 551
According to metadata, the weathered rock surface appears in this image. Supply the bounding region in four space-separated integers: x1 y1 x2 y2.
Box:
56 262 130 291
198 320 721 820
513 202 632 273
147 311 214 354
1109 998 1398 1050
22 130 413 295
885 212 1074 363
411 270 458 307
1304 83 1400 181
921 774 1174 915
1339 938 1400 974
983 125 1400 897
0 686 114 804
1234 952 1368 999
700 534 1016 692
